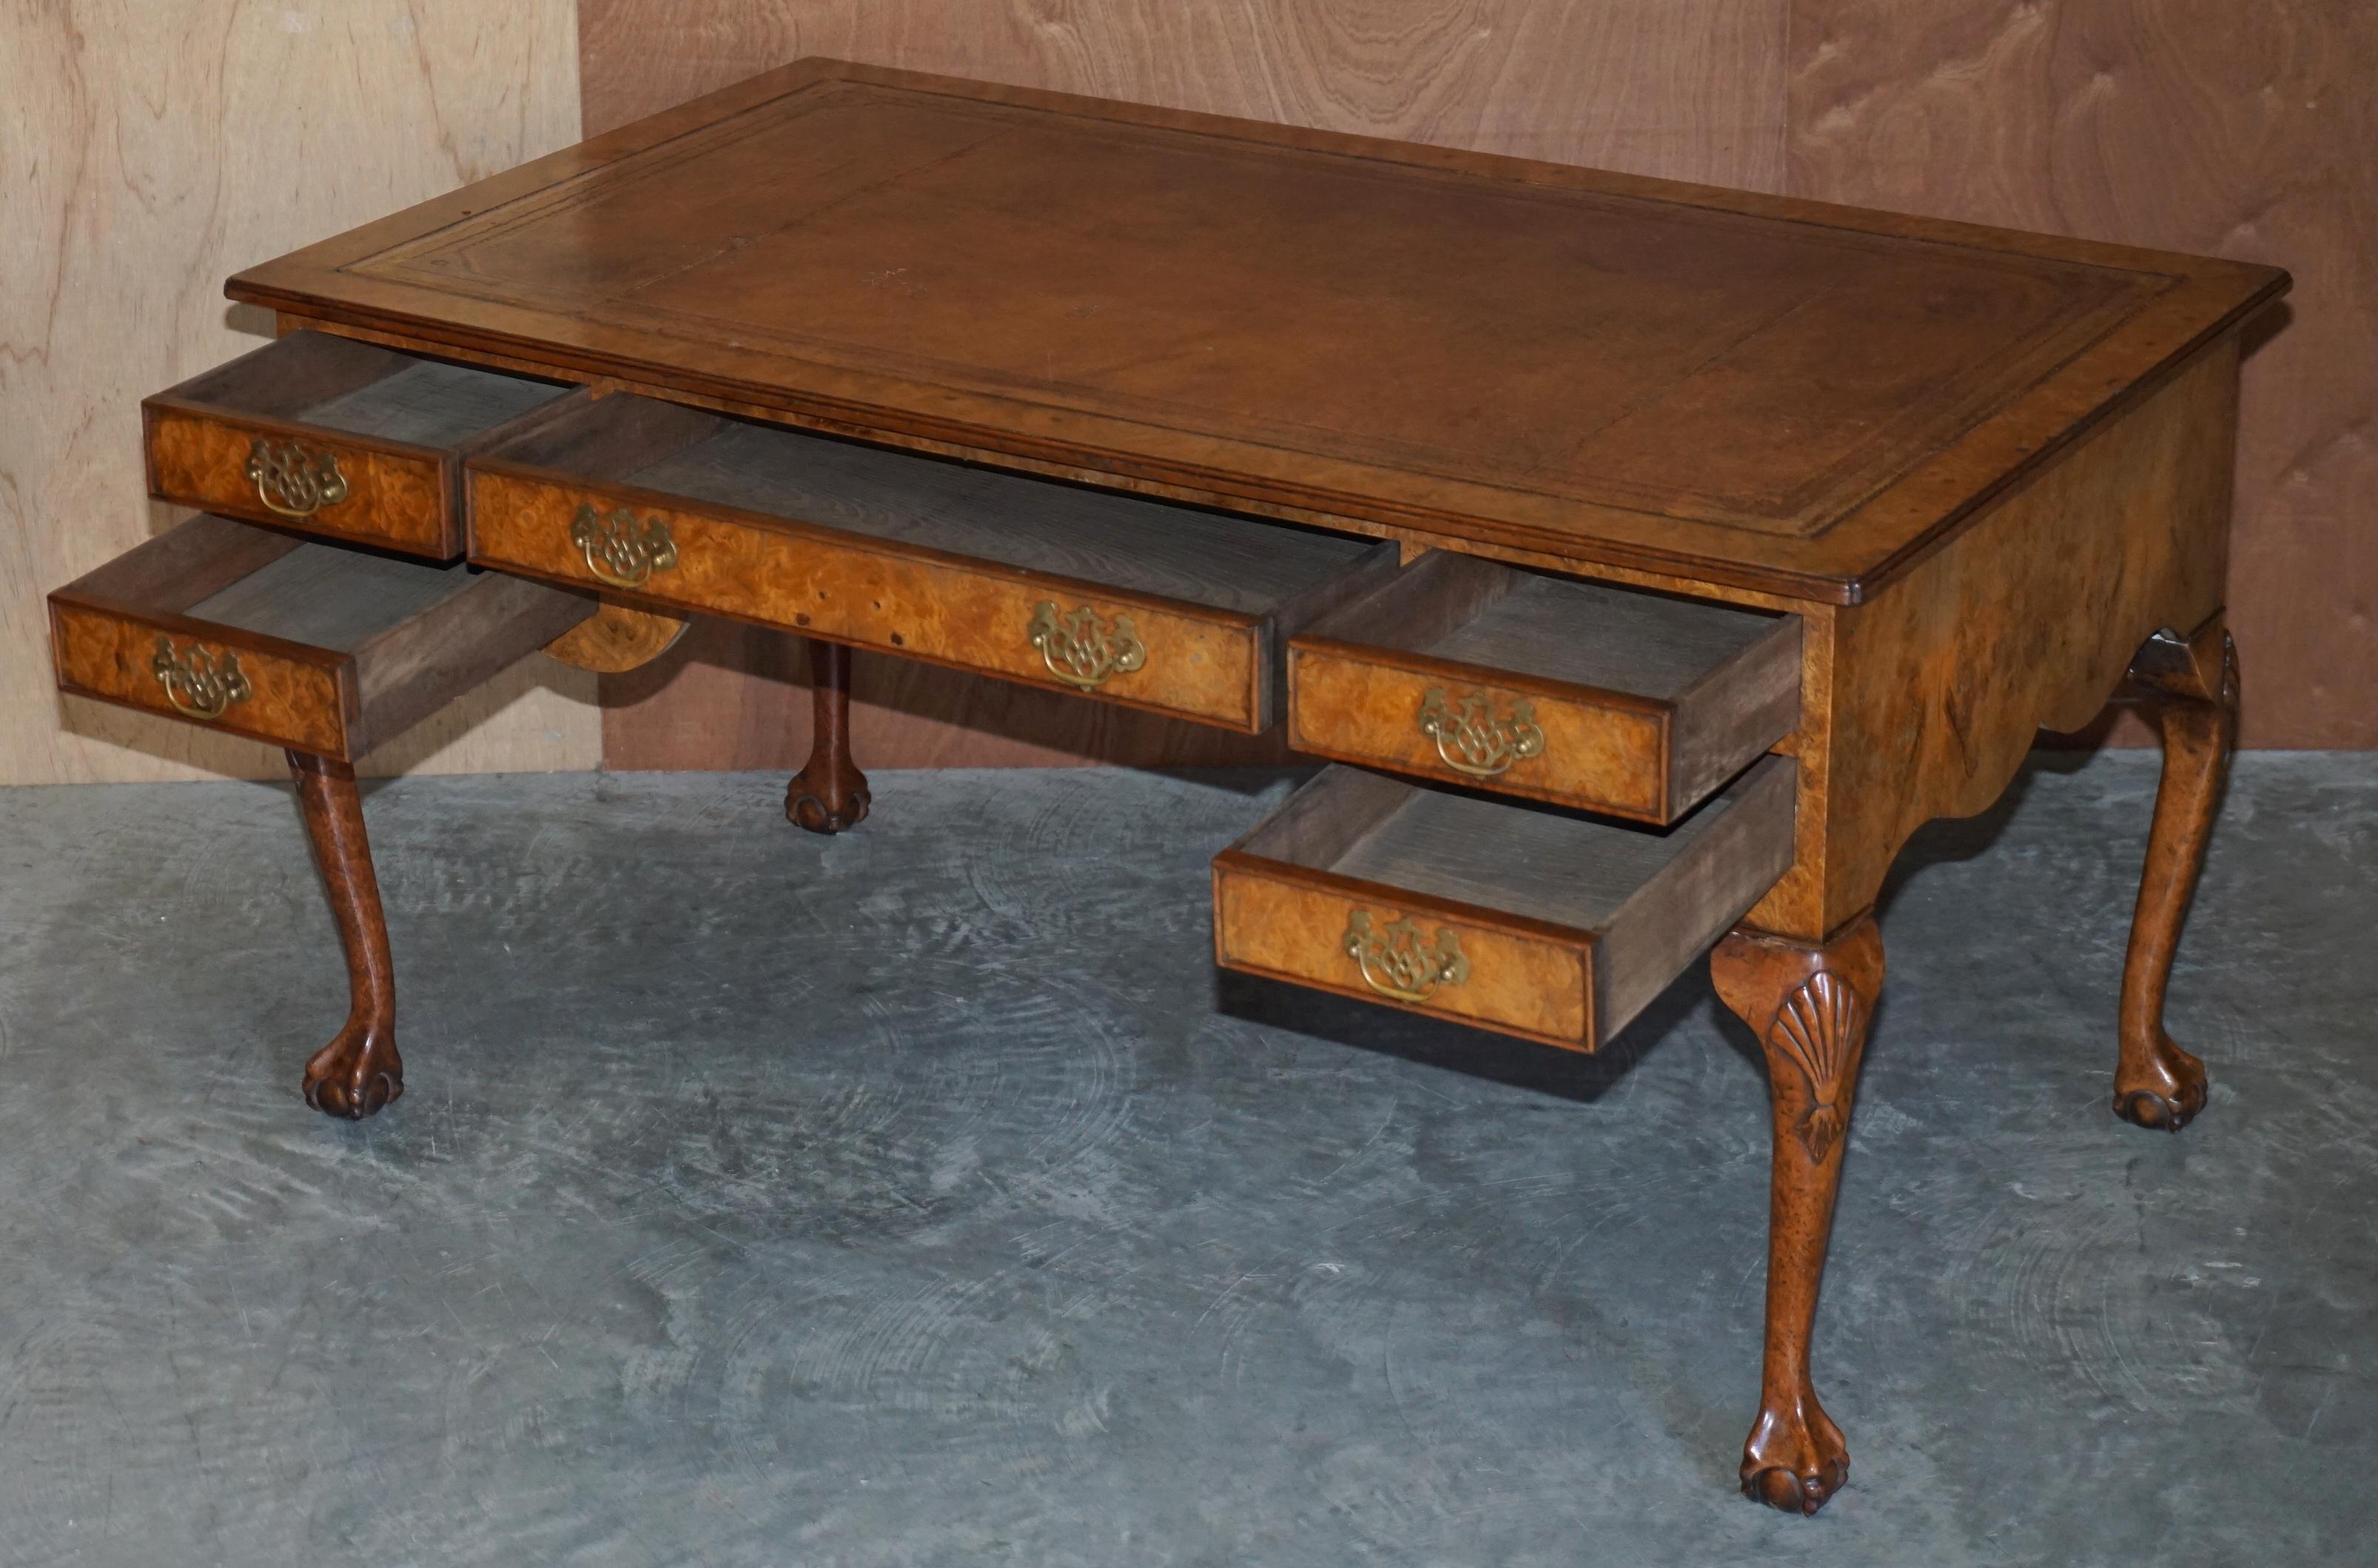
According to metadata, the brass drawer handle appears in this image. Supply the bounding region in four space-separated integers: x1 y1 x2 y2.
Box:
1028 600 1145 690
571 502 679 588
1343 909 1470 1003
245 437 349 518
151 636 252 720
1417 686 1545 778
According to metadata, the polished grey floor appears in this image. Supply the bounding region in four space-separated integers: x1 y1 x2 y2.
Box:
0 752 2371 1567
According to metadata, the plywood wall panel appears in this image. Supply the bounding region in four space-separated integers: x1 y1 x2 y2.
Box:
1 1 596 785
1787 0 2376 748
579 0 1793 772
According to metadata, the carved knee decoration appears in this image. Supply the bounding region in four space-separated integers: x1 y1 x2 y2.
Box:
1711 915 1885 1515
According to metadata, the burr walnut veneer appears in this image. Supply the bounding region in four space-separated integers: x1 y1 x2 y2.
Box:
50 60 2283 1516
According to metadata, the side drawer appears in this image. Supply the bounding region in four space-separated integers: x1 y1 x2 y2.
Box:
1212 757 1796 1050
50 514 595 760
467 394 1397 733
1288 552 1800 824
144 331 574 559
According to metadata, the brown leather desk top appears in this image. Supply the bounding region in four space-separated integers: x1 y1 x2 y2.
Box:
229 58 2284 605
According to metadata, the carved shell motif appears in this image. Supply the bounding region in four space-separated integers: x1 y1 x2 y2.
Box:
1769 970 1864 1162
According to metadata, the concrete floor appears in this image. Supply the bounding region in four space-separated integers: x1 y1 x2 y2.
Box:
0 751 2371 1567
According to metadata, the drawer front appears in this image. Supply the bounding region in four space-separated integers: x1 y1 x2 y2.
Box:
471 473 1269 730
1286 553 1800 824
1212 864 1593 1047
146 404 451 556
1289 648 1667 821
51 600 350 755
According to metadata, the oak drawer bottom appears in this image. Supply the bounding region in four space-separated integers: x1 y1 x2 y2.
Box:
1213 757 1796 1050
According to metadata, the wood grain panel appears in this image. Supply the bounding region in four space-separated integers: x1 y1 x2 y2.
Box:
1749 340 2240 936
1 1 592 784
1787 0 2376 748
50 604 351 758
144 406 451 556
579 1 1792 771
468 470 1277 731
1214 864 1595 1046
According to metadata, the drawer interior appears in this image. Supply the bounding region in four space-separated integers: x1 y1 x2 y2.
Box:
186 542 486 648
165 331 568 446
486 397 1388 616
1305 551 1794 712
1240 760 1792 935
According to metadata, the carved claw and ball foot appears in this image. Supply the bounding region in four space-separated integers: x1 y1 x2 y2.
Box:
1711 914 1885 1516
301 1010 402 1119
2113 1029 2206 1132
785 639 870 834
287 750 402 1119
2114 619 2237 1132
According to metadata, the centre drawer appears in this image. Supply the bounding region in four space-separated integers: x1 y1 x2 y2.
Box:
465 394 1397 733
1213 757 1796 1050
50 514 595 761
1288 552 1800 824
144 331 576 559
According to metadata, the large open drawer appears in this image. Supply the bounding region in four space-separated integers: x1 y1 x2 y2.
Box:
466 394 1397 733
50 514 594 760
1213 757 1796 1049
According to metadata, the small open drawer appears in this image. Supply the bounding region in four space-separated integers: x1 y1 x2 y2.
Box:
1288 553 1800 824
144 332 575 559
50 514 595 760
1213 757 1795 1049
467 394 1398 733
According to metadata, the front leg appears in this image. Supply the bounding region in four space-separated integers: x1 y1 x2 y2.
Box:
286 750 401 1118
785 639 870 834
2113 617 2237 1131
1710 915 1884 1515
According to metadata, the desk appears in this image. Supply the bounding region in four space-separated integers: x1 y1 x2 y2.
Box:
50 60 2284 1514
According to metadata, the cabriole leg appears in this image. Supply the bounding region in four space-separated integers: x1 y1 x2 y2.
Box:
2112 617 2237 1131
286 750 401 1119
785 639 870 834
1710 914 1885 1515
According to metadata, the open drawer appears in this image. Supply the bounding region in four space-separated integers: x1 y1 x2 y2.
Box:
466 394 1398 733
1288 553 1800 824
50 514 595 760
144 331 576 559
1213 757 1796 1050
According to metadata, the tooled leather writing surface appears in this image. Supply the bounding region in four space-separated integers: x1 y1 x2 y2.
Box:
229 59 2286 603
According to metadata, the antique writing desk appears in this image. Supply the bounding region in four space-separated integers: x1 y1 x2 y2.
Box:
50 61 2285 1514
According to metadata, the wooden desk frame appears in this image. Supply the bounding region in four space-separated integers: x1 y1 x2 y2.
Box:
62 60 2285 1516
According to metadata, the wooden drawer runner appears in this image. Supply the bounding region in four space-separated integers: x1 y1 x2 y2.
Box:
1213 757 1796 1050
467 395 1397 732
144 331 574 559
50 514 595 760
1289 552 1800 824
